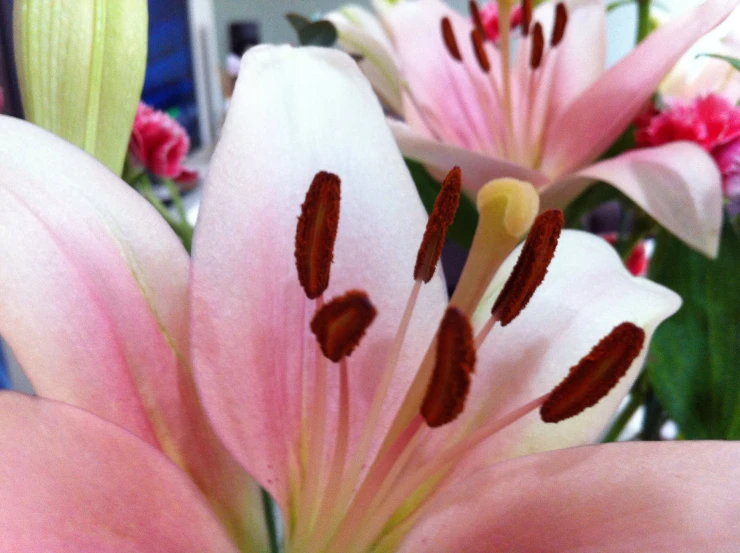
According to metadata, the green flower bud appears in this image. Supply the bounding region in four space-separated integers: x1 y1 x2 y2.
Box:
14 0 148 176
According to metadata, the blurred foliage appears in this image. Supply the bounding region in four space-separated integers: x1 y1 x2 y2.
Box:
648 222 740 439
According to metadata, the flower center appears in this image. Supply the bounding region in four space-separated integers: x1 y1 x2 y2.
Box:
287 169 644 553
406 1 571 171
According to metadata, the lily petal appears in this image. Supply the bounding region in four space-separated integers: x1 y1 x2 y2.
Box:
389 119 550 192
0 116 266 550
327 5 404 114
414 231 679 469
542 0 739 178
543 142 723 257
190 46 448 510
546 0 606 119
0 393 239 552
399 442 740 553
384 0 500 153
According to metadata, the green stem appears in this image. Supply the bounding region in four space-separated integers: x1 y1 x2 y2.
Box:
261 488 281 553
135 177 194 253
602 389 642 442
602 372 646 442
636 0 652 43
640 386 665 441
163 179 194 253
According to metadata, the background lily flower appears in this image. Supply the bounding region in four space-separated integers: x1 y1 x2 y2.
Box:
1 44 739 552
331 0 738 257
13 0 148 176
661 6 740 104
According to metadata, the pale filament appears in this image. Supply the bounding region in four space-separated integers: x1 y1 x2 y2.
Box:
298 279 424 553
455 3 569 170
329 279 423 523
291 296 329 548
295 283 552 553
342 393 550 553
497 3 517 160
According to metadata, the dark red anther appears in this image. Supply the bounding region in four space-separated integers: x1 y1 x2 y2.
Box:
421 308 476 428
471 29 491 73
414 167 463 283
295 171 341 299
541 323 645 423
491 209 563 326
441 17 462 61
310 290 377 362
530 22 545 69
469 1 486 40
521 0 533 37
551 2 568 47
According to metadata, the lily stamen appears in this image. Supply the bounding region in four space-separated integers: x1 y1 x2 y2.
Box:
287 162 648 553
541 322 645 423
441 17 462 62
491 208 563 325
469 0 486 41
551 2 569 47
461 2 572 168
529 22 545 70
441 17 496 152
330 307 476 552
293 172 342 547
310 290 377 362
294 171 341 300
476 208 563 347
307 291 377 552
471 29 491 73
348 321 645 553
327 166 464 538
522 0 533 37
421 307 477 427
414 166 463 283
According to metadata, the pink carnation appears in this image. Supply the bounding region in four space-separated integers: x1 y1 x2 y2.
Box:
478 2 524 42
635 94 740 200
128 102 198 187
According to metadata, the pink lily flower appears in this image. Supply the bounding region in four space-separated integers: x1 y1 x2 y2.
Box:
661 7 740 104
330 0 739 257
0 46 738 552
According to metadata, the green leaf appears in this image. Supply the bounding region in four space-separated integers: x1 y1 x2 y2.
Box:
696 53 740 73
300 21 338 47
647 222 740 439
606 0 634 12
285 13 337 46
285 12 311 33
405 159 478 249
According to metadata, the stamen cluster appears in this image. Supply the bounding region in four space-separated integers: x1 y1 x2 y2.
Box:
289 166 646 552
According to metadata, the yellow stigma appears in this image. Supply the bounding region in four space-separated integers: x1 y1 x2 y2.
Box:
450 178 539 316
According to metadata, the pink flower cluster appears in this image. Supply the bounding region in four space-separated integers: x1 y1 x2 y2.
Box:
128 102 198 187
478 2 523 42
635 94 740 201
